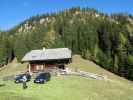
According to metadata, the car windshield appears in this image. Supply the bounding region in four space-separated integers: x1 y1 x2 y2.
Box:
16 74 24 78
36 73 45 79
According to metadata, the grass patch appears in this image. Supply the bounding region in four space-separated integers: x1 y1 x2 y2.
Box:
0 55 133 100
0 76 133 100
68 55 133 83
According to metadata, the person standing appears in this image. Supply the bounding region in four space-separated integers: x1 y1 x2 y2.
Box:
22 75 27 89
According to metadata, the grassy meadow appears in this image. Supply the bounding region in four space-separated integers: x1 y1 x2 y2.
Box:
0 55 133 100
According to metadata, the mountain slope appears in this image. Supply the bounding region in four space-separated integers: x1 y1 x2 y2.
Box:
68 55 133 84
0 55 133 100
0 7 133 80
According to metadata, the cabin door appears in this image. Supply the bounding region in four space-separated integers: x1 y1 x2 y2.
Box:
30 64 36 72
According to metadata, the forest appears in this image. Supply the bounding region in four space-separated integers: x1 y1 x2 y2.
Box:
0 7 133 80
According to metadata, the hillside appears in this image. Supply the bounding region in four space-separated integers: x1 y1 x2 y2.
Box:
0 59 27 78
0 55 133 100
69 55 133 83
0 7 133 80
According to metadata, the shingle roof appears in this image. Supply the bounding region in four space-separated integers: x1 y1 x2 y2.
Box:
21 48 72 62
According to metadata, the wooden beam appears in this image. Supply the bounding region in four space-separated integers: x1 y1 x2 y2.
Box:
28 64 31 73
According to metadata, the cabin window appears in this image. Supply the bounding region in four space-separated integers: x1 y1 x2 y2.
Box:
58 64 65 70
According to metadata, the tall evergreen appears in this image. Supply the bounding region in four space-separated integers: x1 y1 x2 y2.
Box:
0 7 133 80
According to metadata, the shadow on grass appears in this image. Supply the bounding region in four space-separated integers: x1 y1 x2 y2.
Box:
0 84 6 87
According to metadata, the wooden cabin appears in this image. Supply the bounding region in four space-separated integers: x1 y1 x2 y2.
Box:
21 48 72 73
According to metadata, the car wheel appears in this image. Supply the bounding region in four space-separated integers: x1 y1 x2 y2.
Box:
15 80 19 83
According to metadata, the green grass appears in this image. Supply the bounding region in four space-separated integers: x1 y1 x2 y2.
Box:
0 62 27 78
0 76 133 100
0 55 133 100
68 55 133 83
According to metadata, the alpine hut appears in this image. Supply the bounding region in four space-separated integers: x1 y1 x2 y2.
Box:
21 48 72 72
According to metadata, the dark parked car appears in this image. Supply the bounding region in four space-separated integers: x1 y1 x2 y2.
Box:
14 74 31 83
34 72 51 84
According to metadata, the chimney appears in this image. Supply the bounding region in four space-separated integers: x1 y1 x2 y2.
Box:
43 47 46 51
